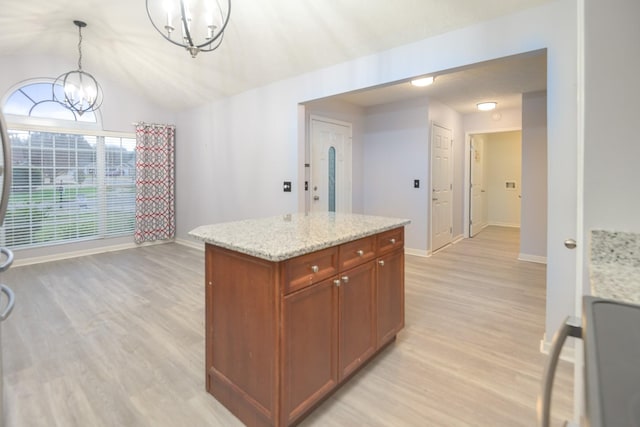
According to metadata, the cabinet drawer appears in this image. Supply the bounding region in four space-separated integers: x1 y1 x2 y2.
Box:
376 228 404 255
339 236 376 271
283 246 339 294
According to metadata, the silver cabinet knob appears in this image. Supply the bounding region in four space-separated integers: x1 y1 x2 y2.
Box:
389 238 396 244
564 239 577 250
356 249 364 257
378 260 385 267
333 279 341 287
341 276 349 284
311 265 319 273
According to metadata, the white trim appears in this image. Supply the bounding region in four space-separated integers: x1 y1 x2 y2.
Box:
539 333 576 364
6 121 133 138
12 239 171 267
518 253 547 264
488 221 520 228
573 0 586 423
405 247 429 257
463 127 522 238
175 237 204 251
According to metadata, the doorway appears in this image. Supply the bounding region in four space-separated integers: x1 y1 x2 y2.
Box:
309 116 353 213
468 130 522 238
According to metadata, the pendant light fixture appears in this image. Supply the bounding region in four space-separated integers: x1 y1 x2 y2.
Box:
145 0 231 58
53 20 103 116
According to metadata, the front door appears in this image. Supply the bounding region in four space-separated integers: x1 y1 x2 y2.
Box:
431 124 453 252
310 117 352 213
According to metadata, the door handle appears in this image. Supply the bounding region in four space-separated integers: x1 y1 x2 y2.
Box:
0 284 15 321
537 317 582 427
564 239 577 249
0 247 13 272
313 196 320 201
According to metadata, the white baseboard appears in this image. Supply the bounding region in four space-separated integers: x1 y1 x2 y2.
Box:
488 221 521 228
405 247 429 257
452 234 464 244
175 237 204 251
518 253 547 264
539 333 576 364
12 239 172 267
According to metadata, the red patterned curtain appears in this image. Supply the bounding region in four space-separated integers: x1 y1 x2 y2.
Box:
134 123 175 244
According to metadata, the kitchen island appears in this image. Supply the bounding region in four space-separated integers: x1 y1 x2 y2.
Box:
189 212 410 427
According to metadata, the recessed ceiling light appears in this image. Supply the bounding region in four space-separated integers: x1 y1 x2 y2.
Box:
477 102 497 111
410 76 435 87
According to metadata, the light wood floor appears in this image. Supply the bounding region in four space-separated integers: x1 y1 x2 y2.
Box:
2 226 573 426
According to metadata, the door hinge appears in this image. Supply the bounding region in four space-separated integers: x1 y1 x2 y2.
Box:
450 184 452 190
450 226 452 234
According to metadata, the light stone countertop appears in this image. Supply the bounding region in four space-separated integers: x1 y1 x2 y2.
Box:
589 230 640 304
189 212 411 262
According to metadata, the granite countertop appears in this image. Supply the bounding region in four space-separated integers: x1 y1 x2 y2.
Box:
189 212 411 261
590 230 640 304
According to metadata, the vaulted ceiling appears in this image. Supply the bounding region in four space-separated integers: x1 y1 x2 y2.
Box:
0 0 551 112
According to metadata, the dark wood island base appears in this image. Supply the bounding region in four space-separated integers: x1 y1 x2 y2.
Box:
204 227 405 426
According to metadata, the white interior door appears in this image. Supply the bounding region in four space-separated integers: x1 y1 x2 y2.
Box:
310 117 352 213
431 124 453 251
470 135 487 236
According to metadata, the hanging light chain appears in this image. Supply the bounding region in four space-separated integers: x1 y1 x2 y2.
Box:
77 24 83 71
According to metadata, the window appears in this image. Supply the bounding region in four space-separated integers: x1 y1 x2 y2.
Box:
1 80 135 249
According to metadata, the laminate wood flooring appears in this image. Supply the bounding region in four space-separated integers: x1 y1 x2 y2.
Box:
1 226 573 426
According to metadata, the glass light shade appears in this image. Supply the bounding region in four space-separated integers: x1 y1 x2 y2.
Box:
53 70 103 116
477 102 497 111
410 76 435 87
146 0 231 58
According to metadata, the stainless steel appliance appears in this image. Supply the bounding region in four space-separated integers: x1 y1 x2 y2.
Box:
0 109 14 426
539 296 640 427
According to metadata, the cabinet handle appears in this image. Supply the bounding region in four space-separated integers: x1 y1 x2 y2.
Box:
333 279 341 287
389 238 396 245
378 260 385 267
341 276 349 284
356 249 364 257
311 265 319 273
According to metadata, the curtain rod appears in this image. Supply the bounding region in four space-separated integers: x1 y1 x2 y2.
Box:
132 122 176 128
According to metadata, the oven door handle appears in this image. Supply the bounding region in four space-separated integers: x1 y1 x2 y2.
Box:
0 247 13 273
0 284 15 321
537 316 582 427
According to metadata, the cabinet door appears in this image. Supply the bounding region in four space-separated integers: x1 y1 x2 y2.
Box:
377 248 405 346
339 261 376 380
282 277 338 425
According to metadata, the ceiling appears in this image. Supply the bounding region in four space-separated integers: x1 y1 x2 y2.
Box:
0 0 551 112
328 50 546 113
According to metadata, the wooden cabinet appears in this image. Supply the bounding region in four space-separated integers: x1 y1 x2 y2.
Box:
204 227 404 427
338 260 376 380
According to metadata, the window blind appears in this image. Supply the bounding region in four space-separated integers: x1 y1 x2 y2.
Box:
2 130 136 249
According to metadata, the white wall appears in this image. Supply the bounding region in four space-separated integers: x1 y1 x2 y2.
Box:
521 91 548 261
485 131 522 227
362 97 430 253
174 0 578 341
0 55 175 132
584 0 640 238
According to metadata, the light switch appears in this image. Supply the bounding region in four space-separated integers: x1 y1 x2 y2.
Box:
283 181 292 192
414 179 420 188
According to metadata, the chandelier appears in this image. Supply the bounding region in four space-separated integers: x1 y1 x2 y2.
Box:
146 0 231 58
53 21 103 116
